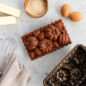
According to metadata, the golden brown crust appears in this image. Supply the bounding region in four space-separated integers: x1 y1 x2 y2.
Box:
21 19 72 60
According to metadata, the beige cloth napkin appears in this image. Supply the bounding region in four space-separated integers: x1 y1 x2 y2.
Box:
0 56 30 86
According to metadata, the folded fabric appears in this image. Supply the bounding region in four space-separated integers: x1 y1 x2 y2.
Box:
0 56 30 86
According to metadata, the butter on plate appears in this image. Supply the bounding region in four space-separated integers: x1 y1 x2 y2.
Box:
0 16 16 25
0 4 21 17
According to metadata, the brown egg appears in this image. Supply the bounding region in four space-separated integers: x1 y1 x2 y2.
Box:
69 12 83 22
61 4 71 18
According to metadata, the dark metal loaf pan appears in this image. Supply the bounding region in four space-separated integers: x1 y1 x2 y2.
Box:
43 44 86 86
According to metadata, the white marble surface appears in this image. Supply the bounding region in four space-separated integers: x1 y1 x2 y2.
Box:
0 0 86 86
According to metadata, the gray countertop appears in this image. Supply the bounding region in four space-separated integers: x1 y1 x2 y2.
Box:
0 0 86 86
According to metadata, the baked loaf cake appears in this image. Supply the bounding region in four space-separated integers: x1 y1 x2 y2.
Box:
21 19 71 60
44 45 86 86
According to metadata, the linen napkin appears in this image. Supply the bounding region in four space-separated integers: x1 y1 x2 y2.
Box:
0 39 30 86
0 56 30 86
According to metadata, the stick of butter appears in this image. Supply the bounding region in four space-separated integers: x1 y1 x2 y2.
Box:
0 16 16 25
0 4 21 17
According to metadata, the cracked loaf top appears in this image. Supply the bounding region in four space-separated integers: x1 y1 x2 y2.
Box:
21 19 71 60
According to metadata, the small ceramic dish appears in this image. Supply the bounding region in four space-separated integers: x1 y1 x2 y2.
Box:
24 0 49 18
